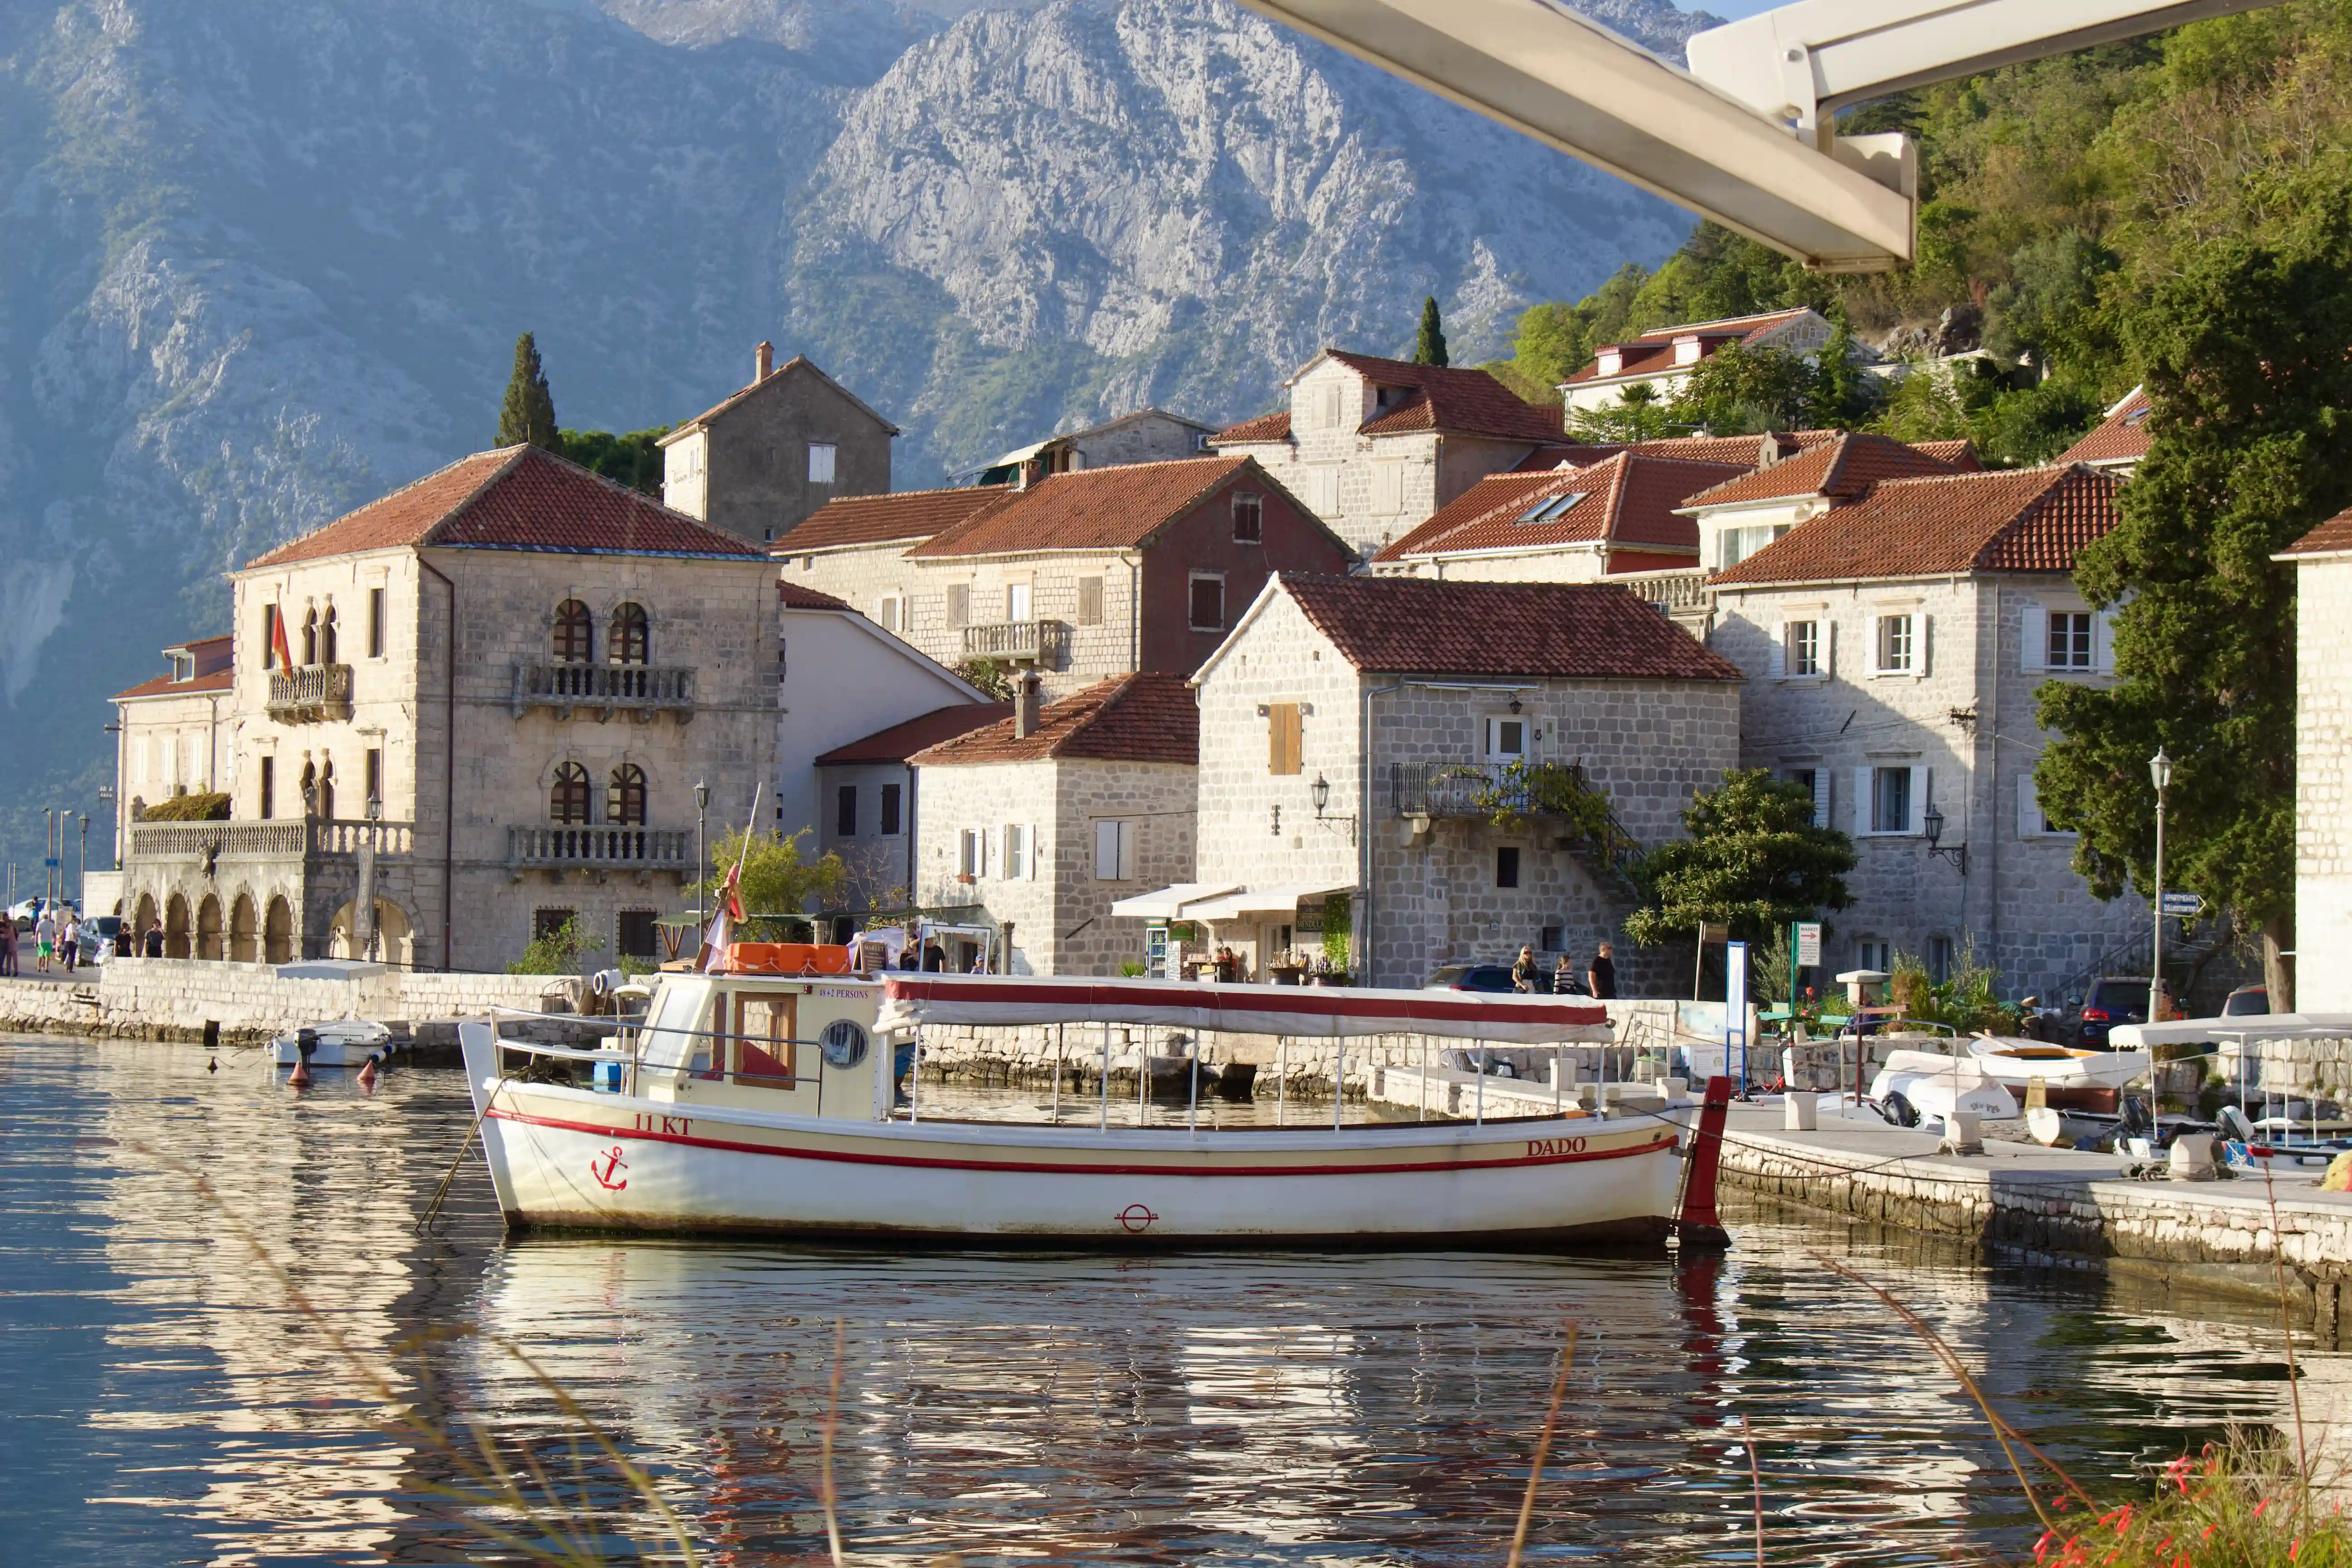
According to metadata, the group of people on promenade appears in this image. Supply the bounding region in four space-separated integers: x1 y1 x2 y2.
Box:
1 903 84 976
1511 942 1617 999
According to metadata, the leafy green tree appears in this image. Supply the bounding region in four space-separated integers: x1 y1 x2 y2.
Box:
952 657 1013 700
559 426 671 497
1411 295 1448 366
1623 769 1857 948
507 916 588 975
496 332 559 451
2034 206 2352 1006
1666 344 1823 434
1565 382 1676 443
690 827 850 936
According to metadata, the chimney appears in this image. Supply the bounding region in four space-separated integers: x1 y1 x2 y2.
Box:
754 340 774 385
1758 431 1795 468
1013 671 1043 739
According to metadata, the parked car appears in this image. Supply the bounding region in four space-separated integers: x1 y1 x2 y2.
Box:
1425 964 1518 993
80 916 122 964
2221 985 2269 1017
7 897 47 931
2075 976 2166 1048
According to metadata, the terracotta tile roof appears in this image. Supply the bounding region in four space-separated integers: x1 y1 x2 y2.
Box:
1634 431 1844 466
1681 431 1966 510
1375 453 1740 562
658 354 900 441
906 457 1273 559
1278 574 1741 681
773 485 1014 555
113 668 234 702
1510 443 1615 471
245 446 766 569
816 703 1013 765
2279 505 2352 558
1210 410 1292 445
1562 309 1822 386
1709 465 2123 587
778 581 853 611
1323 352 1563 442
2057 386 2152 467
1913 439 1982 471
910 675 1199 765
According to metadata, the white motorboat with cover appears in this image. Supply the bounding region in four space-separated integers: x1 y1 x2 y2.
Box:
1966 1037 2150 1093
1866 1049 2019 1127
271 1018 394 1068
460 962 1733 1250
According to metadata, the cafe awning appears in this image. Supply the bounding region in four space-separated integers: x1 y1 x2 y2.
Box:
1108 882 1242 921
2109 1012 2352 1048
1183 882 1356 922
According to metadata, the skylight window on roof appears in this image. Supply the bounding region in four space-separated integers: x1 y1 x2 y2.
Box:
2123 407 2152 426
1516 492 1586 525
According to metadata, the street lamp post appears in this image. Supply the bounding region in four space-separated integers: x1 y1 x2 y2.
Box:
2150 748 2172 1028
694 780 711 923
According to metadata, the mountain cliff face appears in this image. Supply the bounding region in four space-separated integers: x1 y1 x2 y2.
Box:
0 0 1699 864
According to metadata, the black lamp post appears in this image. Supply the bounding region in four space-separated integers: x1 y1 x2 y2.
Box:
694 780 711 921
1922 801 1967 876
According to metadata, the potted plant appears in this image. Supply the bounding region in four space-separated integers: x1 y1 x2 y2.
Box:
1269 948 1306 985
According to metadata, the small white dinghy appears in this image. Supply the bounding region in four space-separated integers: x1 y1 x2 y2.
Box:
1867 1049 2018 1127
1966 1036 2150 1092
270 1019 393 1068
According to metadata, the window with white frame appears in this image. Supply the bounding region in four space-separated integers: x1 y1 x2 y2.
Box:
1232 491 1263 543
1860 764 1919 835
2047 611 2093 670
808 443 837 485
1003 823 1032 880
1485 714 1529 762
1874 612 1917 675
1092 819 1137 882
1720 524 1780 568
2017 774 2074 838
1007 580 1032 622
1783 767 1829 828
1188 573 1225 632
958 829 983 880
1781 619 1822 678
1856 938 1891 972
876 594 902 633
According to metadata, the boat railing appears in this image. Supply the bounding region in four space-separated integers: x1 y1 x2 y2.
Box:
486 1005 835 1114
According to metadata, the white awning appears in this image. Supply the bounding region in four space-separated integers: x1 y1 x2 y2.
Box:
1108 882 1242 921
1184 882 1356 922
2110 1012 2352 1048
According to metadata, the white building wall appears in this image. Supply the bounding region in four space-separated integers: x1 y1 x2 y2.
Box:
775 604 984 844
2297 556 2352 1009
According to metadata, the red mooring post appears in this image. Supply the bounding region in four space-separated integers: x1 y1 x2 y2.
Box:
1674 1074 1734 1250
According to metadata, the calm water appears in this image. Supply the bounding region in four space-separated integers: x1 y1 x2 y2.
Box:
0 1036 2330 1566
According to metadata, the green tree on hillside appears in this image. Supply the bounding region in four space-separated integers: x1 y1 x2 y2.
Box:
2033 204 2352 1007
1624 769 1857 948
1411 296 1448 366
559 426 671 497
1564 383 1676 443
497 333 560 451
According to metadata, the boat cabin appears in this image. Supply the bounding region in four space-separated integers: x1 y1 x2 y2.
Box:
628 969 885 1119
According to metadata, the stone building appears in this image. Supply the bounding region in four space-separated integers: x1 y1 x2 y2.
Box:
955 408 1215 485
1708 462 2138 991
774 455 1353 700
1371 452 1744 582
1680 430 1979 575
659 345 897 546
116 445 777 972
2056 386 2152 475
1207 350 1566 561
2283 506 2352 1009
1171 574 1743 992
111 635 237 861
908 673 1198 976
1557 308 1835 414
813 700 1010 920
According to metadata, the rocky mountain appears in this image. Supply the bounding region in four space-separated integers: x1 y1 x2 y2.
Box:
0 0 1700 867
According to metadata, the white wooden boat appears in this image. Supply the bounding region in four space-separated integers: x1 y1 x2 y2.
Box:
270 1018 394 1068
1867 1049 2019 1126
1966 1036 2150 1092
461 963 1734 1251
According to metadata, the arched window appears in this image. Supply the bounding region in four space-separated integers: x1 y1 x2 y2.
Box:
301 607 318 666
607 764 647 826
320 603 338 665
549 762 593 824
609 603 650 665
553 600 593 663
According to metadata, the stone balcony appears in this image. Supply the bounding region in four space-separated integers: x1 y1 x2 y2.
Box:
1611 568 1713 633
960 619 1068 665
266 663 354 722
129 818 414 862
507 824 694 876
510 661 697 722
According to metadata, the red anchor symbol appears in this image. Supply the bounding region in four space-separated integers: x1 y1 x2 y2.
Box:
590 1146 629 1191
1116 1202 1158 1234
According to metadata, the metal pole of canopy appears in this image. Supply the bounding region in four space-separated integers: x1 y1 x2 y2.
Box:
1137 1028 1147 1128
1334 1033 1346 1133
1476 1041 1486 1127
1420 1032 1428 1122
1053 1022 1063 1124
1099 1020 1109 1132
1278 1037 1287 1127
1554 1042 1563 1116
910 1031 923 1124
1187 1032 1200 1137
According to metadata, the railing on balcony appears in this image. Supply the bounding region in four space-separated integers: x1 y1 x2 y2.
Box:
1390 760 1646 898
508 825 693 871
266 663 354 722
1612 568 1711 617
960 620 1068 664
510 662 697 720
127 818 413 862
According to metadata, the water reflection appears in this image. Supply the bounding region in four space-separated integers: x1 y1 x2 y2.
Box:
0 1038 2333 1567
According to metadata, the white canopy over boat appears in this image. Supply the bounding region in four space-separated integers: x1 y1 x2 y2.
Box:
2109 1012 2352 1047
877 973 1612 1043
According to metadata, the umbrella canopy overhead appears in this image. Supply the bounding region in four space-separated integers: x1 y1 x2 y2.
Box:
877 973 1610 1043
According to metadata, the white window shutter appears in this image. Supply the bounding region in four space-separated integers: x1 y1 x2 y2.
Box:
1909 765 1930 835
1094 819 1117 880
1852 768 1873 837
1823 620 1836 678
1916 616 1931 679
2018 774 2041 838
2020 603 2047 674
1866 617 1882 676
1811 770 1830 829
1029 823 1042 879
1769 622 1787 679
1116 821 1137 881
2093 609 2117 674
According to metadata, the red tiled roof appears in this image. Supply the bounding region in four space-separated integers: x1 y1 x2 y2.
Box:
2280 505 2352 558
659 354 900 441
1709 465 2123 587
113 668 234 702
2057 386 2152 467
245 446 765 568
1562 309 1821 385
1323 352 1562 442
1681 431 1965 510
816 703 1013 765
1913 439 1982 471
774 485 1013 555
1277 575 1741 681
907 457 1284 558
1375 453 1740 562
1211 410 1292 445
910 675 1199 765
1510 443 1616 471
778 581 852 611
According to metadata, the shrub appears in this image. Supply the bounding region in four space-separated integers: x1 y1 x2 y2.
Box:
140 792 231 822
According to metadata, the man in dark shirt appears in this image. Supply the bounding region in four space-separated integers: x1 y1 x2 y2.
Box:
1587 941 1617 1000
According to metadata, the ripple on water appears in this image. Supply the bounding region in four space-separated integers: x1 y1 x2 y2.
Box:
0 1036 2325 1567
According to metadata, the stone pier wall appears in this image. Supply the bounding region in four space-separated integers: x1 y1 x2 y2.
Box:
2237 1035 2352 1102
0 959 559 1043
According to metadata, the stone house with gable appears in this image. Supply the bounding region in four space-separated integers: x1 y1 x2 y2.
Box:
1558 308 1836 414
659 343 897 546
117 445 778 973
908 673 1198 977
112 635 238 861
1370 452 1746 582
1679 430 1979 576
2281 506 2352 1010
955 408 1215 485
1207 350 1566 562
1707 462 2138 992
774 456 1353 700
1172 574 1743 993
812 700 1010 921
2055 386 2152 476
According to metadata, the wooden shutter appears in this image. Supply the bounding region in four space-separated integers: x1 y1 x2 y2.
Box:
2020 603 2047 673
947 584 969 627
1852 768 1873 837
1076 577 1102 626
1769 622 1787 679
1916 615 1931 678
1909 765 1931 835
1268 702 1302 775
1094 819 1118 880
2093 608 2117 673
2018 774 2042 838
1810 769 1830 829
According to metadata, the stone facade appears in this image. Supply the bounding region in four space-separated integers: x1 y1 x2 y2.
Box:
0 959 556 1043
1712 572 2141 994
1558 309 1834 413
112 636 236 858
912 756 1197 975
2295 552 2352 1009
660 352 895 546
1190 587 1742 992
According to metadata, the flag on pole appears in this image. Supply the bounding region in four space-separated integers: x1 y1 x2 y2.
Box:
270 606 294 671
699 861 744 973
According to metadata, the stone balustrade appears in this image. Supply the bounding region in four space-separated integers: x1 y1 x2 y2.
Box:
507 824 692 871
509 661 696 719
128 818 412 861
960 619 1067 664
265 662 353 721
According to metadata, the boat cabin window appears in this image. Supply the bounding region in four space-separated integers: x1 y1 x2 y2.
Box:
639 980 711 1072
715 993 797 1085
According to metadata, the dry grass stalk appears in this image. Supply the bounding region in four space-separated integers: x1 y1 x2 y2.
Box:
1505 1321 1580 1568
1741 1412 1765 1568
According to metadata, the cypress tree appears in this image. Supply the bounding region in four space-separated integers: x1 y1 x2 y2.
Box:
1411 296 1448 367
496 333 560 451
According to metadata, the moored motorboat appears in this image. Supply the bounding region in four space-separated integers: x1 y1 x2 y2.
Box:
1966 1036 2150 1091
270 1018 394 1068
1866 1049 2019 1127
461 960 1732 1251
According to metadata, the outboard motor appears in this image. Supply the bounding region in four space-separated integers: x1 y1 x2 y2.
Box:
2217 1103 2256 1144
1879 1090 1919 1128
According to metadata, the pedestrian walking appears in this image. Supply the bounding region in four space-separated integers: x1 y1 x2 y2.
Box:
59 911 78 973
1553 951 1589 995
1511 945 1540 992
143 922 165 959
0 917 17 976
1587 941 1618 1000
34 906 55 973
